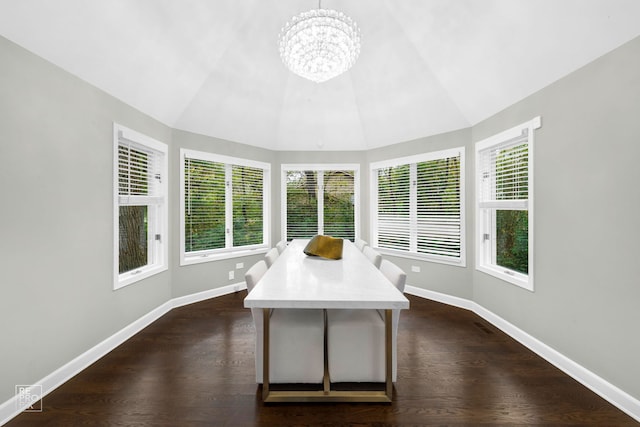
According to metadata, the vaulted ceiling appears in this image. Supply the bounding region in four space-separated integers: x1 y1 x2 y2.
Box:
1 0 639 151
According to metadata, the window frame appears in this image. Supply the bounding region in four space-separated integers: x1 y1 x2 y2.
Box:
113 123 168 290
281 163 360 242
475 116 540 291
370 147 466 266
180 149 271 265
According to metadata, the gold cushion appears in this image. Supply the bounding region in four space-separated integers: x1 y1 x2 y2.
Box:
303 235 344 260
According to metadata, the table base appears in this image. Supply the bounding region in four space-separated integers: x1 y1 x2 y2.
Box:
262 308 393 403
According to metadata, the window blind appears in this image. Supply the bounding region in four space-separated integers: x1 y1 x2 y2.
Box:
232 165 264 247
376 165 411 251
286 171 319 239
118 141 162 200
114 124 168 288
478 133 529 209
184 157 226 252
323 170 355 240
372 148 464 264
416 155 461 258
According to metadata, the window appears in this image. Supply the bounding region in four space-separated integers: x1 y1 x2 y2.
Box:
282 164 359 241
371 147 465 266
475 116 540 290
113 123 168 290
180 149 270 264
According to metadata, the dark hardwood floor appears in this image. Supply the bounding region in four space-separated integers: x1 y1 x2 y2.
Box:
7 292 637 426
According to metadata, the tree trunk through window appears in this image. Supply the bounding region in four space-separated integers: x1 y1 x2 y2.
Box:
119 206 148 274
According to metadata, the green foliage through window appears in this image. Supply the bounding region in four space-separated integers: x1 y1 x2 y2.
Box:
496 210 528 274
184 156 266 254
285 169 356 241
185 159 226 252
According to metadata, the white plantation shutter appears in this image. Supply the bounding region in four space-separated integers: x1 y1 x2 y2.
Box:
416 155 461 258
372 148 465 265
376 165 410 251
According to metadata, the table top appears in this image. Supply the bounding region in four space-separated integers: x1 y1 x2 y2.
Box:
244 239 410 310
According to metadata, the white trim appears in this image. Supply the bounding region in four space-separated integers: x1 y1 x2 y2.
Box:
404 285 475 311
181 148 270 171
404 285 640 423
475 116 541 152
179 148 271 266
171 282 247 309
370 147 464 170
180 247 269 266
281 163 360 172
0 282 245 426
377 247 466 267
113 123 169 291
475 117 539 291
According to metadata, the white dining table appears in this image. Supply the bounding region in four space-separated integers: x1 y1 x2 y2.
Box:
244 239 410 403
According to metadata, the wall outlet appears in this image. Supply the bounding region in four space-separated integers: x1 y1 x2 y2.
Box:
228 270 235 280
411 265 421 273
236 262 244 269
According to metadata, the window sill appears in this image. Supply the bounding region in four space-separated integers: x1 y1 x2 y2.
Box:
376 247 466 268
115 264 168 290
181 247 269 266
476 264 533 291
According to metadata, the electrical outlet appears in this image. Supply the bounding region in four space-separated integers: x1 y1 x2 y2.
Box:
236 262 244 269
228 270 234 280
411 265 421 273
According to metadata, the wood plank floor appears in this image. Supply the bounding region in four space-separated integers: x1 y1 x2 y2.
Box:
7 292 637 426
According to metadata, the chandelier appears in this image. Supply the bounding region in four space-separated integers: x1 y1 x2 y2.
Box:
279 2 361 83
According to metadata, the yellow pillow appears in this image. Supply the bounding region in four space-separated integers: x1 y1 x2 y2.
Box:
303 235 344 260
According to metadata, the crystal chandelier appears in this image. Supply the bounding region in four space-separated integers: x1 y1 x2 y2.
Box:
279 2 361 83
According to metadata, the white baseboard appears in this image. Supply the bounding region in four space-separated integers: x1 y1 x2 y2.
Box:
172 282 246 309
0 282 245 426
404 285 640 423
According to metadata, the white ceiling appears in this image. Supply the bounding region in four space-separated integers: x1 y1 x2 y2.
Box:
1 0 639 151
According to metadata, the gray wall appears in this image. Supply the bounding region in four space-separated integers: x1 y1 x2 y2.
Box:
366 128 473 300
1 31 639 407
471 36 640 399
0 36 172 403
169 129 276 298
